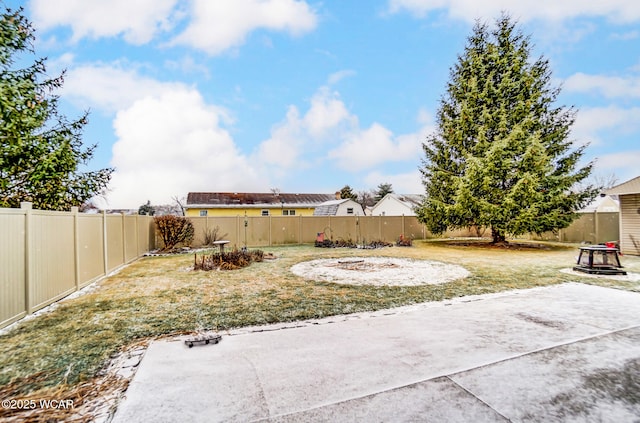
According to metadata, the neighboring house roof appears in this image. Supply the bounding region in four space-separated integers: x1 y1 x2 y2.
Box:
391 194 423 208
313 199 363 216
370 194 423 215
579 194 619 213
607 176 640 196
186 192 335 209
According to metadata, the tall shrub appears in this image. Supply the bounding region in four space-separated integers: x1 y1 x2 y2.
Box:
154 215 194 251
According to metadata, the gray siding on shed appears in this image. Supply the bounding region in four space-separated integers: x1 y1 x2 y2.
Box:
619 194 640 256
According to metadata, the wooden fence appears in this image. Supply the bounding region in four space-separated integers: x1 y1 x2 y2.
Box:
0 203 155 329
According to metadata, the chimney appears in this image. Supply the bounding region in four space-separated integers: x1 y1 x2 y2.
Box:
335 191 341 200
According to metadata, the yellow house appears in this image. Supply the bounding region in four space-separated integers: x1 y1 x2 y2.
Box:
185 192 336 217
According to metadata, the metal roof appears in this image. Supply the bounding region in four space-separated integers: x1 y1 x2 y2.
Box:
313 199 362 216
606 176 640 196
186 192 335 208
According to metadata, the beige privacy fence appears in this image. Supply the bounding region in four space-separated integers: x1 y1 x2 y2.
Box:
186 212 619 249
1 208 617 329
526 212 619 245
0 203 155 329
186 215 474 248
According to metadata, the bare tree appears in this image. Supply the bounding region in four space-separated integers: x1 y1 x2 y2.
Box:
172 195 186 216
593 173 619 191
357 189 376 209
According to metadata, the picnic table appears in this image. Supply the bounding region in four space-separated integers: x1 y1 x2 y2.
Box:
212 240 230 253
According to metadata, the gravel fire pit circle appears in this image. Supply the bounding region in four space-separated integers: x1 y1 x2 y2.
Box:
290 257 470 286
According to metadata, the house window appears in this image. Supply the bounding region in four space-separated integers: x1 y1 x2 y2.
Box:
199 210 208 217
347 208 354 214
261 210 269 216
282 209 296 216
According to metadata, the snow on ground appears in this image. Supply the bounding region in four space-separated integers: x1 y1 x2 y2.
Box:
560 268 640 282
290 257 470 286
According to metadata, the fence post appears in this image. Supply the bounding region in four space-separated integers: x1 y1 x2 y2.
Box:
236 215 240 247
102 210 108 275
135 214 140 256
21 202 32 315
72 206 80 291
121 212 126 264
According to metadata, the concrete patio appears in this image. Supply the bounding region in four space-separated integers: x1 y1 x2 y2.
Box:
112 283 640 422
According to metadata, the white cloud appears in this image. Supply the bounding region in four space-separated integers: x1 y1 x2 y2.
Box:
364 170 424 194
254 106 305 169
303 87 354 138
253 86 356 169
611 30 640 40
328 109 433 172
63 64 189 112
593 151 640 183
328 123 423 171
327 70 356 86
170 0 318 55
31 0 178 44
164 55 211 79
572 106 640 145
387 0 640 23
253 84 430 182
564 72 640 99
596 151 640 169
106 89 262 208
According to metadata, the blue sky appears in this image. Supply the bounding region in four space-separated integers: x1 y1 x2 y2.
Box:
7 0 640 208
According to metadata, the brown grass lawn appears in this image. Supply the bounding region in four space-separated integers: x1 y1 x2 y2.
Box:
1 240 639 421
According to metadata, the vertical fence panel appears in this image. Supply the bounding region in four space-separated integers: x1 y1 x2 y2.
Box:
189 216 208 247
403 216 427 240
0 209 27 327
301 217 331 243
124 216 139 262
137 216 155 256
106 215 125 272
78 214 106 286
247 217 270 247
595 212 619 244
270 216 300 245
29 211 76 311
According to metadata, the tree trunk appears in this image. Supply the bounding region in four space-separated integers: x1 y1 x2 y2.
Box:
491 227 507 245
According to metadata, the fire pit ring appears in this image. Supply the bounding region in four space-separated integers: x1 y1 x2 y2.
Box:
290 257 470 286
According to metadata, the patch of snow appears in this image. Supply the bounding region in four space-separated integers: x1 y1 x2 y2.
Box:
560 268 640 282
290 257 470 286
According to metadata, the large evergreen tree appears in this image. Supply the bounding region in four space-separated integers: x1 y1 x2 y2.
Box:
417 15 596 243
0 6 112 211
